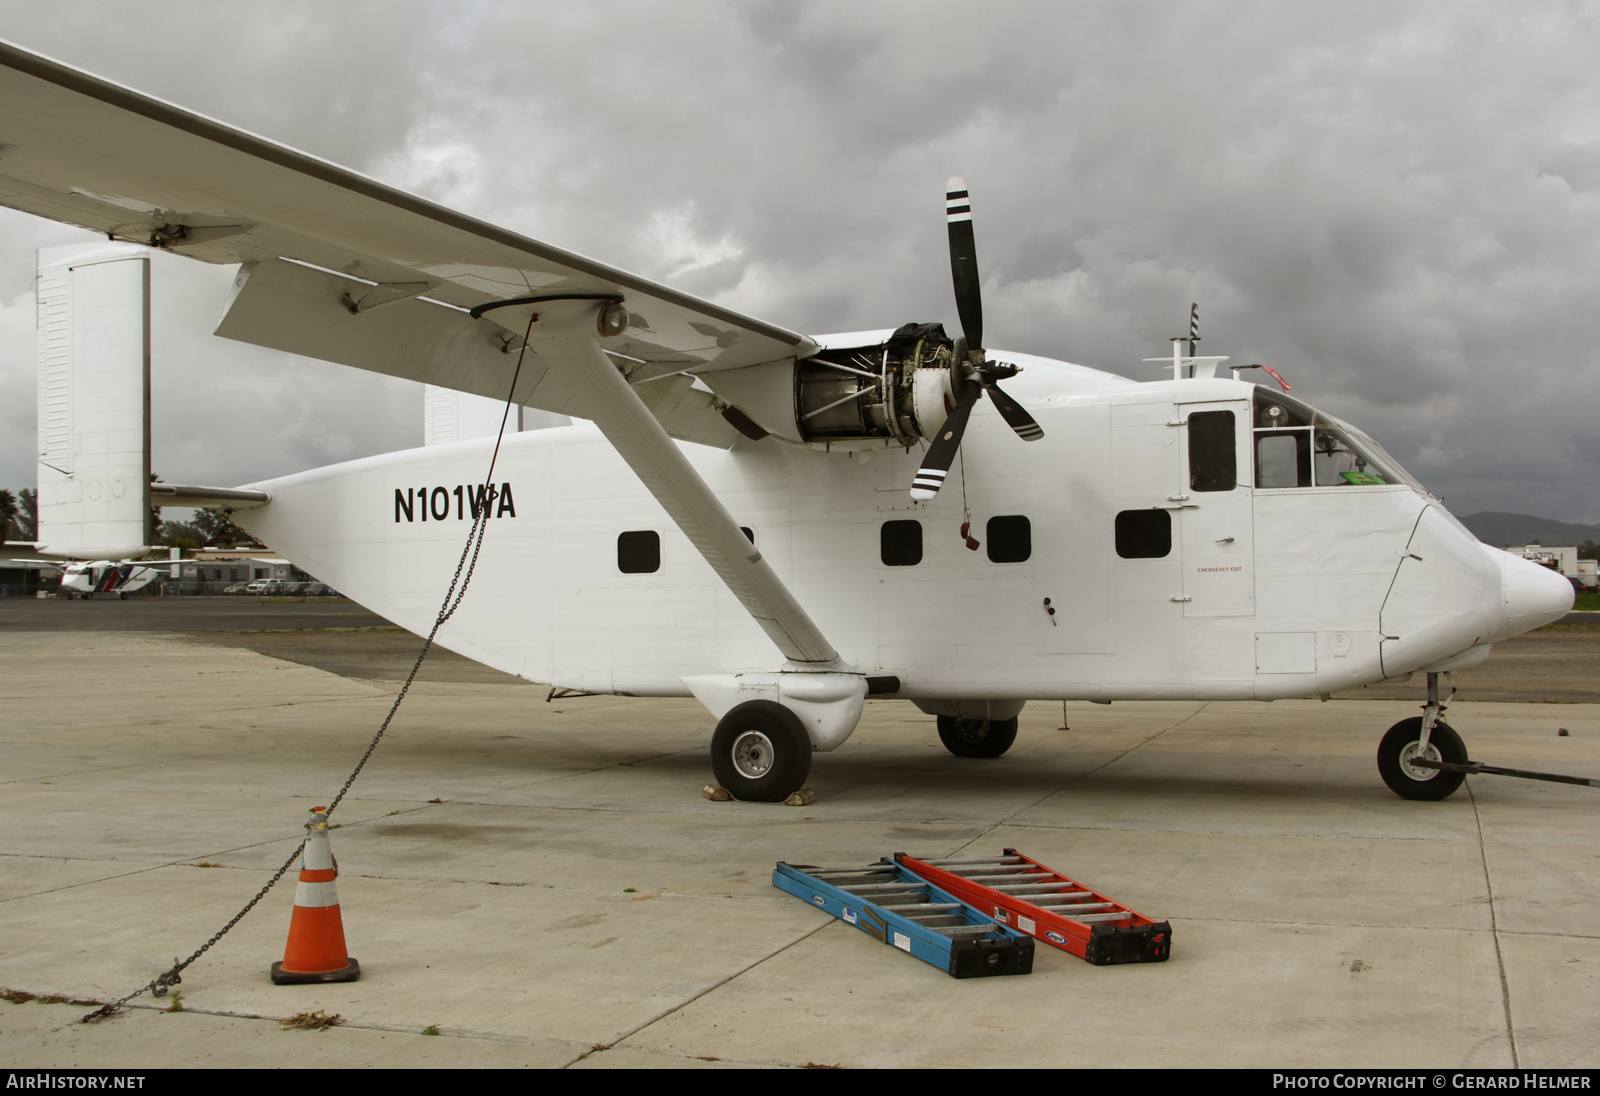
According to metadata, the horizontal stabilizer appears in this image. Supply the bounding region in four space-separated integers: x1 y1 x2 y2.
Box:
149 484 270 509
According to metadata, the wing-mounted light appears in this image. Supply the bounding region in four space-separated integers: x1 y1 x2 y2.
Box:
467 292 628 338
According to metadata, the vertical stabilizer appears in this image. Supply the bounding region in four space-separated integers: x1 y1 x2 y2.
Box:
422 385 568 445
36 242 151 559
423 384 515 445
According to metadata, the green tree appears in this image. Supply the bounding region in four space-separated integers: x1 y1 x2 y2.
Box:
13 488 36 541
157 520 203 553
0 490 14 547
193 508 264 549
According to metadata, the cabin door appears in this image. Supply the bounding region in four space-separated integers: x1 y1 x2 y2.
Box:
1176 399 1254 618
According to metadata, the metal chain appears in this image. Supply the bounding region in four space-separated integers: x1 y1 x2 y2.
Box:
83 315 537 1023
82 839 307 1022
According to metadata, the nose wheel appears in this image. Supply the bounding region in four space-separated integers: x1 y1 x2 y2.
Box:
1377 672 1469 800
1378 717 1467 800
1382 665 1465 793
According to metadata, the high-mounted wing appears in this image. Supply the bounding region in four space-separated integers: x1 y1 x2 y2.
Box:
0 40 817 447
0 40 844 669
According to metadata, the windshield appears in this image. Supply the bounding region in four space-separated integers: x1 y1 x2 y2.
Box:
1252 389 1428 494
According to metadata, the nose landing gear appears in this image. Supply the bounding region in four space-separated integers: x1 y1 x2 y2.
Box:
1377 672 1467 800
1378 716 1468 800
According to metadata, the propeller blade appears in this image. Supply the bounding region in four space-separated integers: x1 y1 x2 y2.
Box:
910 381 981 501
946 177 983 353
984 380 1044 442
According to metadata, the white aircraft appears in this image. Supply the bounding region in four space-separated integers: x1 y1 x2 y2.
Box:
49 559 162 600
5 555 160 599
0 42 1572 803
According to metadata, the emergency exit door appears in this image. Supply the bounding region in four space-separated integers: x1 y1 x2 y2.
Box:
1176 400 1253 617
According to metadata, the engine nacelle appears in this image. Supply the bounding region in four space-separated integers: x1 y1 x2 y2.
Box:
704 323 958 448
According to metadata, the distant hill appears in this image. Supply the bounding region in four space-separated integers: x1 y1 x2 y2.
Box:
1459 512 1600 548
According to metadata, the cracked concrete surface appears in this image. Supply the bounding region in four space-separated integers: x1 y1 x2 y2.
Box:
2 619 1598 1068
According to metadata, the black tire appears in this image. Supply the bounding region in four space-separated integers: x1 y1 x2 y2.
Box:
118 592 128 600
710 700 811 802
937 715 1019 759
1377 717 1467 801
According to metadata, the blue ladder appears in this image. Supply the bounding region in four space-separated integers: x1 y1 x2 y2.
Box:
773 860 1035 978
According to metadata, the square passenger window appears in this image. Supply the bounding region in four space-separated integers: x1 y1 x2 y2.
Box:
617 530 660 574
881 520 923 566
1115 509 1171 559
986 515 1031 563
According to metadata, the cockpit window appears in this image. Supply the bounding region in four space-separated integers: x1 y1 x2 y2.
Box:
1255 397 1312 430
1256 431 1310 488
1313 422 1385 486
1252 389 1424 492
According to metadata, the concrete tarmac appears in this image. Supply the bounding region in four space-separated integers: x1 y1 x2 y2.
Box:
2 619 1599 1068
0 595 390 633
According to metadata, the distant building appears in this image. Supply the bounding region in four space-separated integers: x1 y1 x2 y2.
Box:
173 552 310 594
0 544 58 597
0 543 326 597
1506 544 1595 590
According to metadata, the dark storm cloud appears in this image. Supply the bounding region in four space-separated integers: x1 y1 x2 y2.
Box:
2 1 1598 521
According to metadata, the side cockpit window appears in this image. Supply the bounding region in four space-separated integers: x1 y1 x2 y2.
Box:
1256 430 1310 488
1313 422 1388 486
1253 390 1411 490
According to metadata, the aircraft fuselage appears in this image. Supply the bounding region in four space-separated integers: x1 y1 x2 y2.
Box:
233 370 1565 705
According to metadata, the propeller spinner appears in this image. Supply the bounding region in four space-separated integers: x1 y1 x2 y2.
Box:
909 178 1043 502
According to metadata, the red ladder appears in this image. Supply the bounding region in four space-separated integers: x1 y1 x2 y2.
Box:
896 849 1170 965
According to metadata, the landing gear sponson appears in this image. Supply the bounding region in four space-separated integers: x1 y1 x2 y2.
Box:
698 691 1026 800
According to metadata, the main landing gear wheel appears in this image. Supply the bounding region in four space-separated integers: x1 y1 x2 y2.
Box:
1377 716 1468 801
710 700 812 802
936 716 1018 759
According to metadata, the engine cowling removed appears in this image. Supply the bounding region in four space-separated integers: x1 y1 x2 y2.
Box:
706 322 959 448
795 322 957 445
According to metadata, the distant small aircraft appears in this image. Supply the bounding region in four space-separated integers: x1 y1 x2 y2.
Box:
0 41 1573 805
10 558 161 600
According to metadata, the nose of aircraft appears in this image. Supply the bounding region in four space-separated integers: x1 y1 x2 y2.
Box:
1499 550 1574 636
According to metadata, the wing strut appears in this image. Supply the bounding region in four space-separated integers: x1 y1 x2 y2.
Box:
515 301 841 667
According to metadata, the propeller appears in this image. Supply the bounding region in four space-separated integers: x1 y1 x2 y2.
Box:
909 178 1043 502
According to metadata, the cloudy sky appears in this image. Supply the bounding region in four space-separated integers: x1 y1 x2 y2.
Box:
2 1 1599 521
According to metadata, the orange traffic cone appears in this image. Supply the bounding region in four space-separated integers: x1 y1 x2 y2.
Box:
270 806 360 985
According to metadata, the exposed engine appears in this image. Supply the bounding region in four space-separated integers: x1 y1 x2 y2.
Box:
793 322 957 445
706 178 1042 493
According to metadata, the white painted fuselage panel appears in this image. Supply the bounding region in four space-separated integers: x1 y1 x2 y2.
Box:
233 377 1517 704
